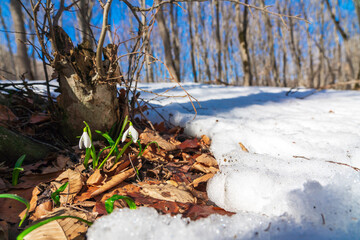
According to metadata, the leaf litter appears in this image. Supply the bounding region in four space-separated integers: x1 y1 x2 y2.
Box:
0 115 233 239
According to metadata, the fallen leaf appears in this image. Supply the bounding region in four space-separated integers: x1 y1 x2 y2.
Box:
191 162 219 174
29 112 50 124
190 173 215 188
239 142 249 152
31 201 53 221
0 104 17 122
183 205 235 221
91 166 138 197
195 154 218 167
23 208 94 240
0 188 33 223
86 169 105 186
139 183 195 204
55 169 84 204
200 135 211 145
177 138 200 150
140 128 177 151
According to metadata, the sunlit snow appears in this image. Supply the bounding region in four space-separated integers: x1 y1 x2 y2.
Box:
88 83 360 240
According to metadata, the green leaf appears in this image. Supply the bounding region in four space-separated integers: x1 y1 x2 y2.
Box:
96 130 115 146
138 141 159 157
51 182 69 206
0 194 29 227
105 194 136 214
12 154 26 186
16 215 93 240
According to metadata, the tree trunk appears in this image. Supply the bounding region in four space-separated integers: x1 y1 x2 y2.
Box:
235 1 252 86
9 0 34 80
76 0 95 47
187 2 198 83
52 27 119 142
214 0 222 84
155 2 180 82
260 0 279 86
0 8 16 77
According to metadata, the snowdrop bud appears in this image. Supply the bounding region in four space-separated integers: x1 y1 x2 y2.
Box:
122 125 139 143
79 131 91 149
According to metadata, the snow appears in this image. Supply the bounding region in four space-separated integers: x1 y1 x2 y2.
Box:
86 83 360 239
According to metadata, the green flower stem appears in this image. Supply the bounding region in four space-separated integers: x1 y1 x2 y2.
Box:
17 215 93 240
12 154 26 186
97 116 129 169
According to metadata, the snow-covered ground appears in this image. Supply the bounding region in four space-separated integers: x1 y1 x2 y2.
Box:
86 83 360 239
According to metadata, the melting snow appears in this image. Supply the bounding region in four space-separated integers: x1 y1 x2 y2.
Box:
88 83 360 240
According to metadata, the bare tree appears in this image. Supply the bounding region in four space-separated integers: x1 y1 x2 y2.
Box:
155 1 181 82
10 0 34 80
260 0 279 86
187 2 198 83
235 0 252 86
76 0 95 46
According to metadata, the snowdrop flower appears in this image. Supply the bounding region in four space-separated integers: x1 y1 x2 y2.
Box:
79 131 91 149
122 124 138 143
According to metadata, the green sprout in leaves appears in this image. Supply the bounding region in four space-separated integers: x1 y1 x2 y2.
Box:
12 154 26 186
137 140 159 157
0 194 29 227
51 182 69 206
17 215 92 240
105 194 136 214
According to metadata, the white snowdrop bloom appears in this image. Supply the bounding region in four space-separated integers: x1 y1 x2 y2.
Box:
79 131 91 149
122 125 139 143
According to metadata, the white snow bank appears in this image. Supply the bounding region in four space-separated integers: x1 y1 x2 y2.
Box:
88 83 360 239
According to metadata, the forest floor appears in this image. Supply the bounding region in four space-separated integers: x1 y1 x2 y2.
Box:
1 82 360 240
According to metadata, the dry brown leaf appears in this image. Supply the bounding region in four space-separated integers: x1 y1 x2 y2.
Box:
56 169 84 204
140 129 177 151
55 155 71 169
0 221 9 240
195 154 218 167
191 162 219 174
140 183 195 204
23 208 94 240
0 188 33 223
31 201 53 221
200 135 211 145
29 112 51 124
177 138 200 150
239 142 249 152
19 186 41 221
190 173 215 188
86 169 104 186
90 166 137 197
0 104 17 122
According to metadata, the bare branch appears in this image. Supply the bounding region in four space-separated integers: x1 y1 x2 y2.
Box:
96 0 113 78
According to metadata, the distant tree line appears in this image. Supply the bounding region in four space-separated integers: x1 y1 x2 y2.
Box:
0 0 359 89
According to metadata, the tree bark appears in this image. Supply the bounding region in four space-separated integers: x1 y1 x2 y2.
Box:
155 2 180 82
9 0 34 80
187 2 198 83
235 1 252 86
76 0 95 47
52 27 119 142
214 0 222 84
260 0 279 86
